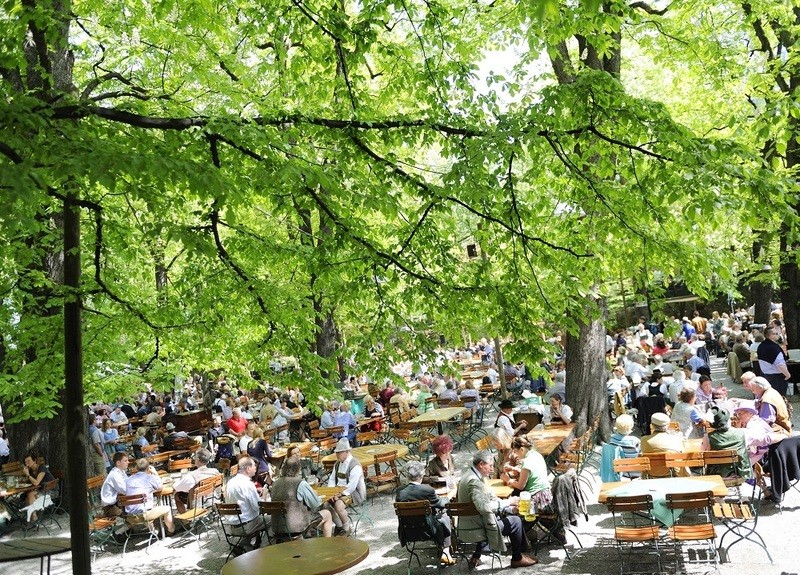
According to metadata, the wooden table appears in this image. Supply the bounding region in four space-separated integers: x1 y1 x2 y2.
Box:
528 423 576 458
0 537 71 575
220 536 369 575
409 407 469 434
313 486 345 504
597 474 728 504
321 444 409 468
598 474 728 527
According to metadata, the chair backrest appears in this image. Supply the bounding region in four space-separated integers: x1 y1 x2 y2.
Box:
117 492 148 511
665 490 714 511
325 425 345 436
606 494 660 541
606 493 655 514
216 503 243 520
445 501 479 518
643 452 669 478
2 461 22 474
665 451 705 475
475 436 492 451
394 500 441 546
168 458 194 473
258 500 287 517
86 474 106 491
612 456 650 475
356 431 379 444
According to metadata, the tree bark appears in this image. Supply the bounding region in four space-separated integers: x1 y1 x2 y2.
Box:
564 299 609 439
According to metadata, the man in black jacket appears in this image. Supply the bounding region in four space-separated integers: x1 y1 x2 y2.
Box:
396 461 455 565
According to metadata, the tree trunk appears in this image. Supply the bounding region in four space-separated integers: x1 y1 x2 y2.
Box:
750 239 773 325
564 299 609 440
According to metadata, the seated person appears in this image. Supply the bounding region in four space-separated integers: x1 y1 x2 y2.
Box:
271 455 334 537
361 396 384 432
414 384 434 413
162 422 189 450
132 426 154 458
455 450 536 568
459 381 481 413
324 439 366 536
439 382 459 403
333 401 359 446
424 435 457 485
21 451 55 517
548 394 572 424
494 400 528 437
173 448 220 514
397 460 455 565
226 409 248 438
320 400 339 429
223 456 267 551
670 388 707 439
640 413 685 477
125 457 176 535
489 427 514 480
703 406 752 479
732 400 787 467
608 414 640 458
500 437 553 516
606 366 630 402
100 452 129 517
638 370 667 398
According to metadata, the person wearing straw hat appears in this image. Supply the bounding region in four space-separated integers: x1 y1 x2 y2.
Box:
324 438 365 536
733 400 787 467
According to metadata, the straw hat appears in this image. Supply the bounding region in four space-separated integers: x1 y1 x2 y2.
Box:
334 438 352 453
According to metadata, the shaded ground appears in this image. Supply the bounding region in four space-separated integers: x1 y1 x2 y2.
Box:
3 356 800 575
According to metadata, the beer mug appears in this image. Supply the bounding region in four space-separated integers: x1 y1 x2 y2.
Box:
518 491 531 516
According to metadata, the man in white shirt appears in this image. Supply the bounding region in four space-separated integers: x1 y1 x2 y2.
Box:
108 406 128 425
100 452 129 517
223 456 267 547
325 439 366 536
173 448 220 513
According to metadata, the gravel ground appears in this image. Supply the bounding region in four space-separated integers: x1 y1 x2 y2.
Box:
3 356 800 575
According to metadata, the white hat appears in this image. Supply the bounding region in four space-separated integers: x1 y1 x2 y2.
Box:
650 412 670 430
661 363 674 375
334 438 352 453
165 422 175 431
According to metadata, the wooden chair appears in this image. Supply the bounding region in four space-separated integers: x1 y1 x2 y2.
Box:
665 451 704 477
215 503 255 560
606 494 662 574
445 501 503 570
394 500 446 575
665 490 718 571
259 500 307 543
643 452 669 478
367 450 400 498
356 431 379 445
174 479 217 544
168 458 195 474
712 465 773 564
702 449 746 492
475 436 492 452
1 461 22 474
116 493 163 556
612 457 650 478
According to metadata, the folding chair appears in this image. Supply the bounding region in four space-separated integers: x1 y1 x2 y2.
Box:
445 501 503 571
168 458 195 474
702 449 747 495
259 500 308 543
394 500 447 575
665 452 705 477
665 490 717 571
366 450 400 500
612 456 650 480
174 478 216 544
606 494 662 575
116 493 164 556
712 465 773 564
643 452 669 478
216 503 260 560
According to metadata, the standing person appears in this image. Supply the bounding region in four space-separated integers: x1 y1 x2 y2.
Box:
757 326 792 396
246 427 273 488
100 452 129 517
125 458 176 535
455 450 536 568
324 439 366 536
396 460 455 565
88 418 108 476
271 456 334 538
223 456 267 550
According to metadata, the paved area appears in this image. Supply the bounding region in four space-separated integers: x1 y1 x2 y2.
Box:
2 356 799 575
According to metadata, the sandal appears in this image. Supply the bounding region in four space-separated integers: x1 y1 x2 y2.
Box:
440 554 457 566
